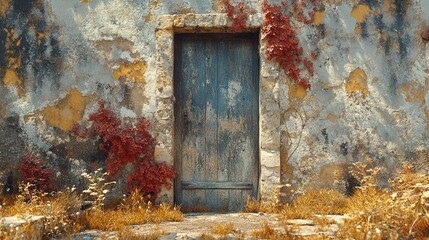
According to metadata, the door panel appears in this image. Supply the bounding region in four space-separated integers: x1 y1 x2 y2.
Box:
174 33 259 212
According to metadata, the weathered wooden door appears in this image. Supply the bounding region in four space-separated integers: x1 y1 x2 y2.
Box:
174 33 259 212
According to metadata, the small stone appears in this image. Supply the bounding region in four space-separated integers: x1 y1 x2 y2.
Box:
286 219 315 226
421 29 429 41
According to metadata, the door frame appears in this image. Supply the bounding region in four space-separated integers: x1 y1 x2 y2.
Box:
154 14 282 204
173 33 260 209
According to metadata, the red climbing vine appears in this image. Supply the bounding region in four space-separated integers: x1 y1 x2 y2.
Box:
18 155 56 192
73 101 175 201
262 0 317 90
225 0 319 90
224 0 254 32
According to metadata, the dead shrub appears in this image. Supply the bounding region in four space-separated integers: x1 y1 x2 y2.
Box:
281 189 348 219
337 161 429 239
118 227 166 240
80 201 183 231
211 222 234 235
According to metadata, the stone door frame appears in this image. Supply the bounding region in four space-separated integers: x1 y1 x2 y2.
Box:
154 14 281 203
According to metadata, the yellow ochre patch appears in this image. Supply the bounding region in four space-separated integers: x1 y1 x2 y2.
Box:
3 68 21 86
345 68 369 98
288 82 307 100
0 0 10 18
399 82 426 105
42 88 87 131
383 0 396 12
314 11 325 26
113 61 147 83
350 4 370 23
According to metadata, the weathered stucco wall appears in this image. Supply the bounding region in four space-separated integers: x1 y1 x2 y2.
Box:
0 0 428 203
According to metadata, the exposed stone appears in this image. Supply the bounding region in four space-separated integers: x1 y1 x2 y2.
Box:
314 11 325 26
41 88 87 132
113 61 147 83
1 215 45 227
345 68 369 98
421 29 429 41
350 4 370 23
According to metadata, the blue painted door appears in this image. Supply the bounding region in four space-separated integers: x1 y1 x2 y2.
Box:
174 33 259 212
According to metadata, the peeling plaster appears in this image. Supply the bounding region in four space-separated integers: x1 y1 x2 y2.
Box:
41 88 87 131
314 11 325 26
350 4 370 23
113 61 147 83
345 67 369 98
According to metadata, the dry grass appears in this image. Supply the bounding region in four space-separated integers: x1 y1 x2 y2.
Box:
1 180 183 238
244 189 347 218
243 195 282 213
251 222 300 240
181 205 212 213
118 227 166 240
0 184 81 238
198 233 216 240
243 197 281 213
280 189 348 219
248 160 429 239
209 222 245 239
76 172 184 231
80 202 183 231
336 162 429 239
313 215 336 233
242 197 261 213
210 222 234 235
0 222 42 240
251 222 280 239
3 161 429 239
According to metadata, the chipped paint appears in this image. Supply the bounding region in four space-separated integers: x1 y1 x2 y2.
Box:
380 32 388 41
218 117 245 132
345 68 369 98
425 108 429 129
383 0 396 11
113 61 147 83
326 113 340 122
288 83 307 99
145 0 160 22
0 0 9 18
354 24 362 35
42 89 87 131
3 68 20 86
129 85 148 116
94 38 135 58
227 81 242 106
314 11 325 26
350 4 370 23
211 0 224 13
399 83 426 105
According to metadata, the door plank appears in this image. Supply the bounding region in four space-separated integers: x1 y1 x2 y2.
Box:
204 38 221 209
181 181 253 189
182 39 207 207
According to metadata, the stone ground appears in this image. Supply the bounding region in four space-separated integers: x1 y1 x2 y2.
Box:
73 213 350 239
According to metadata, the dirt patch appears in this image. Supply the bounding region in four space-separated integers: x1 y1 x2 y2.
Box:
74 213 349 239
